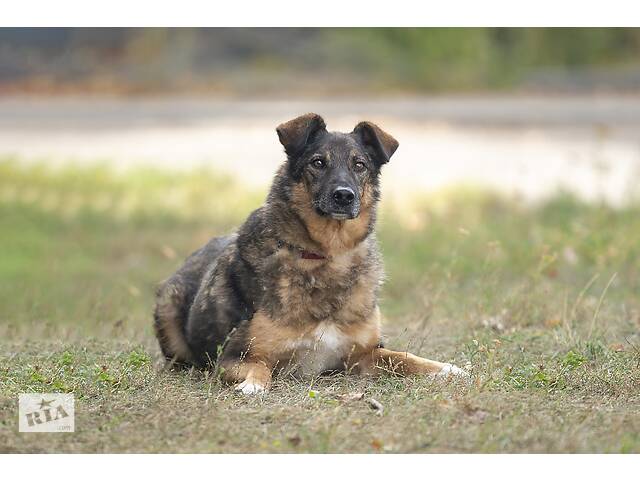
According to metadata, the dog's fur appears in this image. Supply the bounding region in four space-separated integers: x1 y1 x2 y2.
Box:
154 113 465 394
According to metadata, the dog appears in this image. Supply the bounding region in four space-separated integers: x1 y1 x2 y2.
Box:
154 113 466 394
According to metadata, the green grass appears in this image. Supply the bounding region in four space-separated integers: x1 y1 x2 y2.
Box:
1 160 639 453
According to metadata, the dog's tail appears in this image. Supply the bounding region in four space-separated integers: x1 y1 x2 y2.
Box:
153 279 193 365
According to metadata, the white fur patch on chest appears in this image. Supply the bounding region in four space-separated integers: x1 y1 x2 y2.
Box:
287 323 353 377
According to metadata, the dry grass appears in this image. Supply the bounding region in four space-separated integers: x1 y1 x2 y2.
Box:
1 161 639 453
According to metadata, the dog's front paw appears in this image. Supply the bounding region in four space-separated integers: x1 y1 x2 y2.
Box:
235 379 267 395
436 363 469 378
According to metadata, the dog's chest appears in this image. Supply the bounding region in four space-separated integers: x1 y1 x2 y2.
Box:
287 323 352 376
274 255 377 323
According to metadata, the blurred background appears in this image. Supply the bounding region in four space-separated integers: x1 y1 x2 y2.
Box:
1 28 639 345
2 28 640 203
3 28 640 94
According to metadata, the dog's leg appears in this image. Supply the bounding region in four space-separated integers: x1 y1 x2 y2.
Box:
354 347 467 377
221 359 272 395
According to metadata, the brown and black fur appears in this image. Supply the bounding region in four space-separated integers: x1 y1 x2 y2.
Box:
154 113 464 392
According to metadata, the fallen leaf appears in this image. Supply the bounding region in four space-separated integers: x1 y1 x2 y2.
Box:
337 392 365 402
367 397 384 416
371 438 383 451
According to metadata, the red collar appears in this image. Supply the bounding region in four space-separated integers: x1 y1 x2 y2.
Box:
277 240 327 260
300 250 326 260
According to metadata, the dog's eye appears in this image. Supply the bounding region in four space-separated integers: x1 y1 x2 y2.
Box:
312 158 325 169
353 161 366 172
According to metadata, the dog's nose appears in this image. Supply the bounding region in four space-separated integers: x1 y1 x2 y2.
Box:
332 187 355 207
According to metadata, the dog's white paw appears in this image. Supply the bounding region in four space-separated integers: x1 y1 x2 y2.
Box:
235 380 267 395
436 363 469 378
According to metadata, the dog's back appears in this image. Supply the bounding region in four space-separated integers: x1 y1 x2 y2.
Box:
153 234 235 363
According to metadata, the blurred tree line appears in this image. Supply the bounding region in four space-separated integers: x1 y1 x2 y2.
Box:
1 28 639 94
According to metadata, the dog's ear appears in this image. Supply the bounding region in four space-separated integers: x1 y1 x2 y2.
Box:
276 113 327 159
352 121 399 167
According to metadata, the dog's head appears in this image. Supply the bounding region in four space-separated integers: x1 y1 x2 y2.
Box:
276 113 398 220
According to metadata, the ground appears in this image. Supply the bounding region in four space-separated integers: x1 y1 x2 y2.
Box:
1 161 639 453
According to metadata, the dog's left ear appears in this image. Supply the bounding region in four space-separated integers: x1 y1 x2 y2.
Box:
276 113 327 160
352 121 399 167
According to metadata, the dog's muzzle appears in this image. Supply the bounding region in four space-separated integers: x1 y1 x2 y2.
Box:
321 186 360 220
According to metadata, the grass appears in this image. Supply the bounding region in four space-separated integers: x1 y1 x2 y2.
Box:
1 160 639 453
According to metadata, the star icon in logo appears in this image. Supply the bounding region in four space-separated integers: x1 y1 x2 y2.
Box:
38 398 55 409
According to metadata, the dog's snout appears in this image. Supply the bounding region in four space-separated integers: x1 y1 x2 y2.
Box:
332 187 355 207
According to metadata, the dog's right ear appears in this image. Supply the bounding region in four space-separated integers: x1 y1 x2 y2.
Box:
276 113 327 160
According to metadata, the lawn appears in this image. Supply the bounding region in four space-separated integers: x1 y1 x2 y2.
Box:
1 160 639 453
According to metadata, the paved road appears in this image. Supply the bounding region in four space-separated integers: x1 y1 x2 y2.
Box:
2 95 640 128
1 95 639 205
